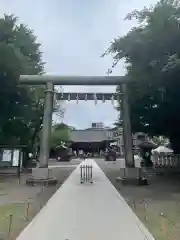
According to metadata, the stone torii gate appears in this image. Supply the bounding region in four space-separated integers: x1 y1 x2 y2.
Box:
19 75 135 184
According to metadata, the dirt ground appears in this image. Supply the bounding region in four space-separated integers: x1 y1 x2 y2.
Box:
0 159 81 240
1 158 180 240
97 159 180 240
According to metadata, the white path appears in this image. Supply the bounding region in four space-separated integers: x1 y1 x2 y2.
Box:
16 159 154 240
49 164 78 168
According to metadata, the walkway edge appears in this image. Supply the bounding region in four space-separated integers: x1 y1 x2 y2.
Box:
16 161 82 239
97 161 155 240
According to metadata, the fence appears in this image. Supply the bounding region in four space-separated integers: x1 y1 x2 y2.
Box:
152 154 180 173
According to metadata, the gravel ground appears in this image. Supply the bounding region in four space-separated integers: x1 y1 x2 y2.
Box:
0 159 81 239
2 157 180 240
97 158 180 240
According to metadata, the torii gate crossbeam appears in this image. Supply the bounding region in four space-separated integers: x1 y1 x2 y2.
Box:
20 75 127 85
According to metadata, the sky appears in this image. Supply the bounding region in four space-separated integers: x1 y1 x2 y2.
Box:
0 0 158 129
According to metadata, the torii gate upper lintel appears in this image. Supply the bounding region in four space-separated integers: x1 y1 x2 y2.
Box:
19 75 128 85
19 74 134 171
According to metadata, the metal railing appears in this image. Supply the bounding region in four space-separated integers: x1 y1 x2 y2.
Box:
80 165 93 184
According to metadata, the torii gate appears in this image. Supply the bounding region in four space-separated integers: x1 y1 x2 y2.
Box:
19 75 134 184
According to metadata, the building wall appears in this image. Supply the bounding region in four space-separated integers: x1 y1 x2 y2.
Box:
91 122 104 129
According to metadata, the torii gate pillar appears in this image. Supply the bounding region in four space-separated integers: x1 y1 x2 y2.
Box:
39 81 54 168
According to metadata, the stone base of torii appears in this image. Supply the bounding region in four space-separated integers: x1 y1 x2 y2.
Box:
26 168 58 186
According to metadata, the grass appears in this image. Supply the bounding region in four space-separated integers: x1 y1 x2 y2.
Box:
0 165 76 239
129 200 180 240
0 203 29 239
97 160 180 240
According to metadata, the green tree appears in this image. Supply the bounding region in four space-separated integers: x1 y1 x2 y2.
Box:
0 14 45 162
104 0 180 153
152 136 169 146
51 123 70 148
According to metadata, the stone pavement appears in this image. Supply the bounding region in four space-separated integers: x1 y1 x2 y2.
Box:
16 159 155 240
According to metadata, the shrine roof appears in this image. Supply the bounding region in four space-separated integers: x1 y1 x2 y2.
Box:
69 129 115 143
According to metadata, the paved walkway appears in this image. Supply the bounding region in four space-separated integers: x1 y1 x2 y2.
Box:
16 159 154 240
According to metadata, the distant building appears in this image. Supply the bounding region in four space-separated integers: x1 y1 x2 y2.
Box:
68 123 147 155
91 122 104 129
69 123 123 154
69 129 116 153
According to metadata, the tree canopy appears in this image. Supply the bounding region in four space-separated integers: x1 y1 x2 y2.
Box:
0 14 45 158
104 0 180 152
51 123 72 148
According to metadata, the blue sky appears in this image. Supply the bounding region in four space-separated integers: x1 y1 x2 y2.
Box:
0 0 158 129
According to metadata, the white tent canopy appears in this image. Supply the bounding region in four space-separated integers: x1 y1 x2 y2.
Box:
152 145 173 153
110 142 118 146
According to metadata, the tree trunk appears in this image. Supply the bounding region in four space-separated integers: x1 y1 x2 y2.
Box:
29 119 42 154
22 148 29 168
170 134 180 154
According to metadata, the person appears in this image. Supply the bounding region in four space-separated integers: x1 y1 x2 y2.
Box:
112 147 117 163
79 149 84 158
